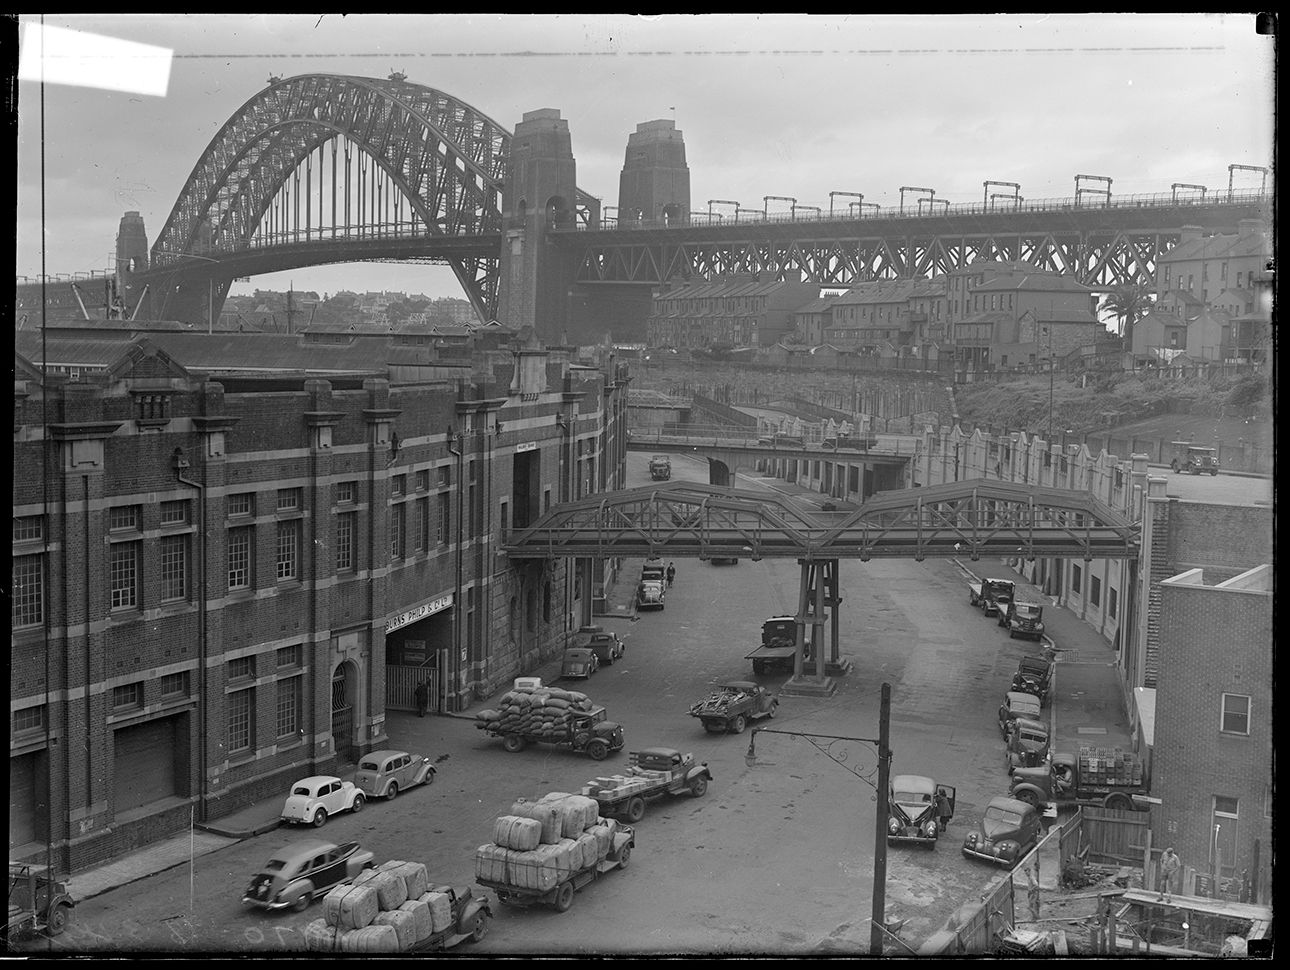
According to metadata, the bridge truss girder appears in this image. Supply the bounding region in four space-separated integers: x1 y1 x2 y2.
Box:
503 480 1139 563
570 227 1200 289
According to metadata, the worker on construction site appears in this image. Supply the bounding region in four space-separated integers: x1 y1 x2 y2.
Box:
1158 847 1180 900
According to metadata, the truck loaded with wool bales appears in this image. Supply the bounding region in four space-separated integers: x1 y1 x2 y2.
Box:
474 681 625 761
303 859 491 953
475 791 635 913
580 747 712 822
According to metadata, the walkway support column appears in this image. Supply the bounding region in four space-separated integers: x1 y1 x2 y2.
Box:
783 559 837 697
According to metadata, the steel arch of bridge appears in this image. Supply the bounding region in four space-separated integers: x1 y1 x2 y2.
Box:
503 479 1138 562
152 74 509 319
149 74 589 321
564 197 1270 288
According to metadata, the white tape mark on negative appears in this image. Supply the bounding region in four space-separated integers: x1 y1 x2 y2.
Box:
19 23 173 97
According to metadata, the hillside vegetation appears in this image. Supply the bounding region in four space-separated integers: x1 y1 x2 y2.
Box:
952 372 1271 438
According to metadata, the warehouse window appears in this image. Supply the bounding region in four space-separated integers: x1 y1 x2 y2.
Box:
391 474 406 497
228 656 254 681
13 705 45 736
335 513 355 572
415 470 429 492
276 520 299 581
1220 693 1250 736
113 682 143 710
228 689 253 754
1109 587 1118 619
110 542 140 610
414 498 428 553
160 500 188 526
276 677 300 739
336 481 355 505
1071 563 1082 594
227 492 254 518
1090 575 1101 607
160 535 188 602
390 504 405 560
276 644 301 668
110 506 140 532
228 526 253 590
12 515 43 542
160 672 189 698
12 554 43 628
277 488 301 512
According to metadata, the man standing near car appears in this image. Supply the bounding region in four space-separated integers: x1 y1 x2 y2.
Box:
935 787 953 833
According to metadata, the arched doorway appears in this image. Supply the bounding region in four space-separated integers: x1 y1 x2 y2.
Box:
331 662 358 765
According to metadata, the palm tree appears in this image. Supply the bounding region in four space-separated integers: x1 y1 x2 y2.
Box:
1099 284 1154 350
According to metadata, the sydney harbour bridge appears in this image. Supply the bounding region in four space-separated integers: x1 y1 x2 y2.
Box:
114 72 1271 339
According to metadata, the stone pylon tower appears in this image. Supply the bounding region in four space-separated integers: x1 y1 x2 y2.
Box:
617 120 690 227
498 108 580 341
115 211 150 318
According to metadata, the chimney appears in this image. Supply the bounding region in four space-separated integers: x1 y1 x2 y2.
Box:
1179 225 1203 244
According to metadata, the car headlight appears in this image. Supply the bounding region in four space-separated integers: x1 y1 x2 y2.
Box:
888 818 900 833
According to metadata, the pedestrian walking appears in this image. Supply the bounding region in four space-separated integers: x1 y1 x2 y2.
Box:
935 787 953 833
666 562 676 587
1158 846 1181 900
414 680 429 718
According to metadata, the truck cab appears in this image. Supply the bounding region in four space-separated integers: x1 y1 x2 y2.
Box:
649 455 672 480
1001 601 1045 640
1170 441 1219 476
570 707 624 757
981 578 1015 616
1005 718 1050 773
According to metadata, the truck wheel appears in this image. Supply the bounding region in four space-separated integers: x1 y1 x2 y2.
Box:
690 776 708 798
624 796 646 823
617 845 632 869
1104 792 1132 811
586 740 609 761
552 882 575 913
730 715 747 734
46 903 70 936
502 735 525 753
1015 789 1039 807
470 911 490 943
312 808 328 827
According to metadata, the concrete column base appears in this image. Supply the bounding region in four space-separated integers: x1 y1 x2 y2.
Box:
780 675 837 697
826 657 854 677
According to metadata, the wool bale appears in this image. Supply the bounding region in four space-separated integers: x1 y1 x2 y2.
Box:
422 891 453 934
575 831 600 870
363 869 408 910
398 896 433 943
586 824 611 861
339 924 400 954
373 909 417 950
474 844 508 883
510 848 558 893
493 814 542 851
323 883 379 931
354 868 380 887
554 838 581 876
303 918 340 952
379 860 429 901
510 800 562 844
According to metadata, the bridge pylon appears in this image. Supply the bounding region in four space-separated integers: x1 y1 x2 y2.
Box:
498 108 582 341
781 558 850 697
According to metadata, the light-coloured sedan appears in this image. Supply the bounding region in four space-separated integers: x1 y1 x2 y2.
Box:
280 775 365 827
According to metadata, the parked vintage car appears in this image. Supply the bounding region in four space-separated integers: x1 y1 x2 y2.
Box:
998 691 1043 739
242 839 375 912
999 600 1046 641
569 626 626 666
1012 655 1054 703
353 749 436 801
636 579 666 611
561 646 600 679
280 776 366 827
887 775 955 847
961 796 1042 868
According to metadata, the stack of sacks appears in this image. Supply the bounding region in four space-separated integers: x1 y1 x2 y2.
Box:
473 686 595 739
304 860 450 953
474 791 617 895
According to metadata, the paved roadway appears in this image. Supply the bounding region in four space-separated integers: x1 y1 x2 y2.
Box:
31 452 1058 956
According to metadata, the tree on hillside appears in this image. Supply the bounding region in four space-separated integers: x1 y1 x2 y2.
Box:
1099 284 1153 349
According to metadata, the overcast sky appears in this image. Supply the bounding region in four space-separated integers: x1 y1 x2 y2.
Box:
15 13 1275 301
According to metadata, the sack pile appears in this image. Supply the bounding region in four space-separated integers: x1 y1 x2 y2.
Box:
475 792 620 894
474 685 595 740
304 859 456 953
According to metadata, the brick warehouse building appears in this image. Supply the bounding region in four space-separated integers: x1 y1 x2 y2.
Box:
10 332 628 870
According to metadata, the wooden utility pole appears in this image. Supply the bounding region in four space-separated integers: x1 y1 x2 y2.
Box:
870 682 892 954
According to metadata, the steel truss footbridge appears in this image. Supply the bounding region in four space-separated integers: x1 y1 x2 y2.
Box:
504 479 1137 562
505 479 1138 693
124 72 1270 327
